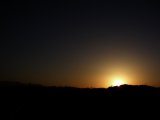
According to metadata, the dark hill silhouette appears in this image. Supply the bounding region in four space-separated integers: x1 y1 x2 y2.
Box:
0 81 159 119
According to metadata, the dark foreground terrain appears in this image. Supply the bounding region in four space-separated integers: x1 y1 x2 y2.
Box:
0 82 160 119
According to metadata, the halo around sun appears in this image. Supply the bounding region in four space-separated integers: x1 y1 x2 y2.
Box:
112 79 124 86
111 76 126 87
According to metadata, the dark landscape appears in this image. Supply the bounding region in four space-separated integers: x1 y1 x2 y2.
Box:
1 81 160 119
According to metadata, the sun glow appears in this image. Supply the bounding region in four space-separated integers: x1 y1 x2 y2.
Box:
112 79 124 86
110 76 126 86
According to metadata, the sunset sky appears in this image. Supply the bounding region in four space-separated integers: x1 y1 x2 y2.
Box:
1 0 160 87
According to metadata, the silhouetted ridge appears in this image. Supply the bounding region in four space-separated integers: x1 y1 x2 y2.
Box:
108 84 157 90
0 81 159 95
107 84 159 95
0 81 160 119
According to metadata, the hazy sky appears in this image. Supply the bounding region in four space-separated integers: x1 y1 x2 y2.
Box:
1 0 160 87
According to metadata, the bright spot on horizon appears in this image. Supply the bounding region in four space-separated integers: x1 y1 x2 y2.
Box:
112 77 125 86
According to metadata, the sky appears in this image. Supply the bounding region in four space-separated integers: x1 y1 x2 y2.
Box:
1 0 160 87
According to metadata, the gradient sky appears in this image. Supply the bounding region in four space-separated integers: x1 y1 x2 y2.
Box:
1 0 160 87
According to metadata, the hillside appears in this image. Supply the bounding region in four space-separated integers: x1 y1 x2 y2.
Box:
0 81 159 119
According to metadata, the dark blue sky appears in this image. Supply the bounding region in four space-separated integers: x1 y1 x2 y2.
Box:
1 0 160 87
